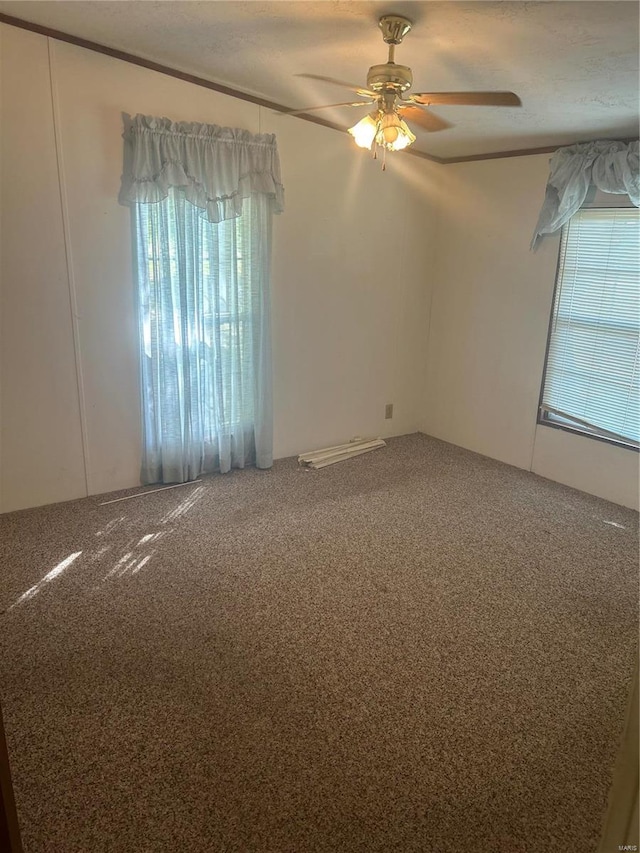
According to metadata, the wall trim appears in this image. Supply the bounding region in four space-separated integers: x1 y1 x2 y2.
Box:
443 139 638 164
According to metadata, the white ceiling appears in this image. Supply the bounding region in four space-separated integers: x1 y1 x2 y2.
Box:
1 1 638 159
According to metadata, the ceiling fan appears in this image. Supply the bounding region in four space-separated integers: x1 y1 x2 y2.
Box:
285 15 521 156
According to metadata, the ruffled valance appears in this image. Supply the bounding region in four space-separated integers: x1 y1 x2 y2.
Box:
119 114 284 223
531 139 639 249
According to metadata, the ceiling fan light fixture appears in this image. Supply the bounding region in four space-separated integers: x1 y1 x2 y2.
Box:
380 112 400 144
347 113 378 149
349 109 416 155
376 112 416 151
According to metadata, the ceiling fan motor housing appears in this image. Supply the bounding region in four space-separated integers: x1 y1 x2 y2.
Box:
367 63 413 93
378 15 412 45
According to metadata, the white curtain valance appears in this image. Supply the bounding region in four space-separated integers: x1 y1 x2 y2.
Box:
119 114 285 223
531 139 639 249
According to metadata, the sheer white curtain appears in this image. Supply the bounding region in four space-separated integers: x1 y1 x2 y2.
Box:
120 115 284 483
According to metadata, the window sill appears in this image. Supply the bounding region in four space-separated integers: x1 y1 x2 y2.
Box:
536 416 640 453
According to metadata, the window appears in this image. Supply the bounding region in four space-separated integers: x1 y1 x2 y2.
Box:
133 189 273 484
120 114 282 485
138 197 254 425
538 208 639 449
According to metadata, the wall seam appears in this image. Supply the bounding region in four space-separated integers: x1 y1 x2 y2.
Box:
47 37 92 497
391 175 411 434
528 427 538 474
419 167 440 436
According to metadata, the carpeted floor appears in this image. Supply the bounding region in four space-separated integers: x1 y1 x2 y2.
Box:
0 433 637 853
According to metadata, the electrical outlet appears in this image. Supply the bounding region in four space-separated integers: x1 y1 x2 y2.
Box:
385 403 393 419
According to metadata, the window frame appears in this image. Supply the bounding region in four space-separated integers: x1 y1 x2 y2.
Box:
536 207 640 453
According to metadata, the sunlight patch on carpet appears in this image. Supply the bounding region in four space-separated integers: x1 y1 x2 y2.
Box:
161 486 204 524
10 551 83 608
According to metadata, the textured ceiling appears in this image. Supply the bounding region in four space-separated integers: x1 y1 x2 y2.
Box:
1 0 638 158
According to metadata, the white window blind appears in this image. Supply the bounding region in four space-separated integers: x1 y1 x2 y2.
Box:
540 208 640 448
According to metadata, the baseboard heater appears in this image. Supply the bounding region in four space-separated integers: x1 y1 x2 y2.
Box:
298 437 386 469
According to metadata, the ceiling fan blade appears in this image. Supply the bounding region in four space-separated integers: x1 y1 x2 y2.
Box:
397 105 453 132
282 100 375 116
296 73 377 99
409 91 522 107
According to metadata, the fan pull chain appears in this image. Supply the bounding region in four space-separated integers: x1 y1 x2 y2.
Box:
370 143 387 171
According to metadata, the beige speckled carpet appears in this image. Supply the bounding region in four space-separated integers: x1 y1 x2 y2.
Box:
0 433 638 853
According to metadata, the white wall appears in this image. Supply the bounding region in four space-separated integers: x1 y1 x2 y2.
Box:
0 24 437 512
422 155 639 510
0 27 87 510
267 119 436 457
